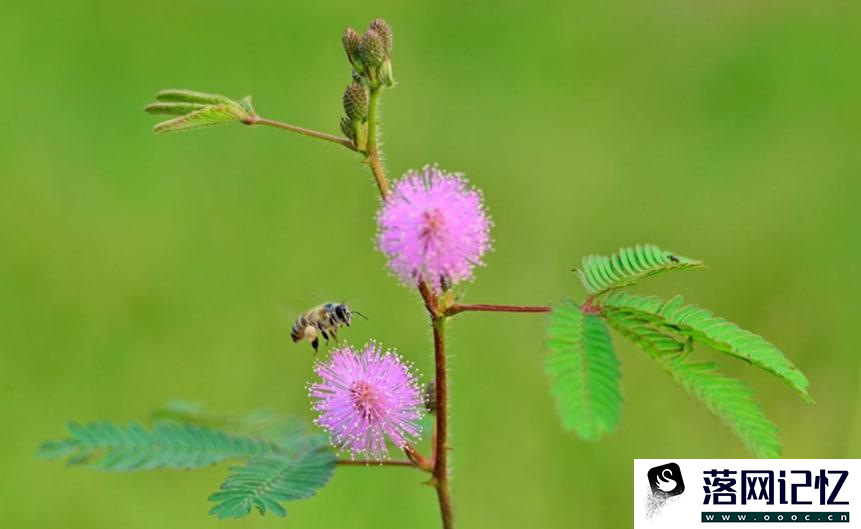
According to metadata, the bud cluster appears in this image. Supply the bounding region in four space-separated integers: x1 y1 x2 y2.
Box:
342 19 394 87
340 18 394 150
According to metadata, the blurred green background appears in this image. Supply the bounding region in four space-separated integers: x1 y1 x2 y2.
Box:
2 1 860 527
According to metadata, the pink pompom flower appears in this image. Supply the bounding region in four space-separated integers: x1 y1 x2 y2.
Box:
377 165 491 292
309 342 423 459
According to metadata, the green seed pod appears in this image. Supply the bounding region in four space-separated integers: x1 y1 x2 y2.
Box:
342 27 363 70
369 18 393 57
342 82 368 122
359 29 386 68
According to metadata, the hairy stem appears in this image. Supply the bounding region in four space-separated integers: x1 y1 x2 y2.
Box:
252 116 355 150
365 87 392 197
431 315 454 529
445 303 551 317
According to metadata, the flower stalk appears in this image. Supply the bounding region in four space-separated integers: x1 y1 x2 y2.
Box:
252 116 356 150
364 86 391 197
430 314 453 529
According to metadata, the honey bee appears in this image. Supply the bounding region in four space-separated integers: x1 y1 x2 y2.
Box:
290 302 366 352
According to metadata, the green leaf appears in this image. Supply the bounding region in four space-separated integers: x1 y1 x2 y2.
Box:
546 299 622 440
153 104 249 134
144 102 208 116
604 310 782 458
155 89 235 106
602 291 812 403
575 244 703 296
145 89 256 134
37 421 287 471
208 439 336 519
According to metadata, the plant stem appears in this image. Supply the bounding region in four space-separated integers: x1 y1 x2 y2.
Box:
360 84 450 526
445 303 551 317
431 315 454 529
404 443 434 472
365 86 392 197
252 116 356 150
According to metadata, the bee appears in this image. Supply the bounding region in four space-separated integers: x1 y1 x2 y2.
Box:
290 303 366 352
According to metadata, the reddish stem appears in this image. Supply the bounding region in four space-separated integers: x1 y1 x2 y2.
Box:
430 315 453 529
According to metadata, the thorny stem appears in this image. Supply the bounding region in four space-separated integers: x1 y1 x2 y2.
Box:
445 303 551 317
252 116 356 150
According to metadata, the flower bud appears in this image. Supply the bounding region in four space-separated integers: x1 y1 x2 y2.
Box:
342 27 363 72
369 18 393 57
379 59 395 87
339 117 355 141
359 29 386 68
342 82 368 122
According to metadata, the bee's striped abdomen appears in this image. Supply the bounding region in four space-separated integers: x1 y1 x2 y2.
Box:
290 315 309 342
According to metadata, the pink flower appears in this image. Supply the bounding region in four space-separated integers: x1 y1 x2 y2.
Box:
309 342 423 459
377 166 491 292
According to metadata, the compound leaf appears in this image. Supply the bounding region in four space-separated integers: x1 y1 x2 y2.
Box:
602 291 812 403
605 310 782 458
37 421 285 471
146 89 256 134
546 299 622 440
208 438 336 519
575 244 702 296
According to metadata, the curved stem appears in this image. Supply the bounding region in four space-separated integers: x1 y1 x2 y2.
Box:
445 303 551 317
252 116 355 150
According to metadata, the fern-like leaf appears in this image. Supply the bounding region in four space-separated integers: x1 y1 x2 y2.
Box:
37 421 286 471
575 244 702 296
602 291 812 403
604 310 782 457
208 438 336 519
546 299 622 440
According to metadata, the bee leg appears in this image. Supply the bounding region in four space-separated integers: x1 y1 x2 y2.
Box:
311 338 319 353
320 329 330 344
331 329 339 342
